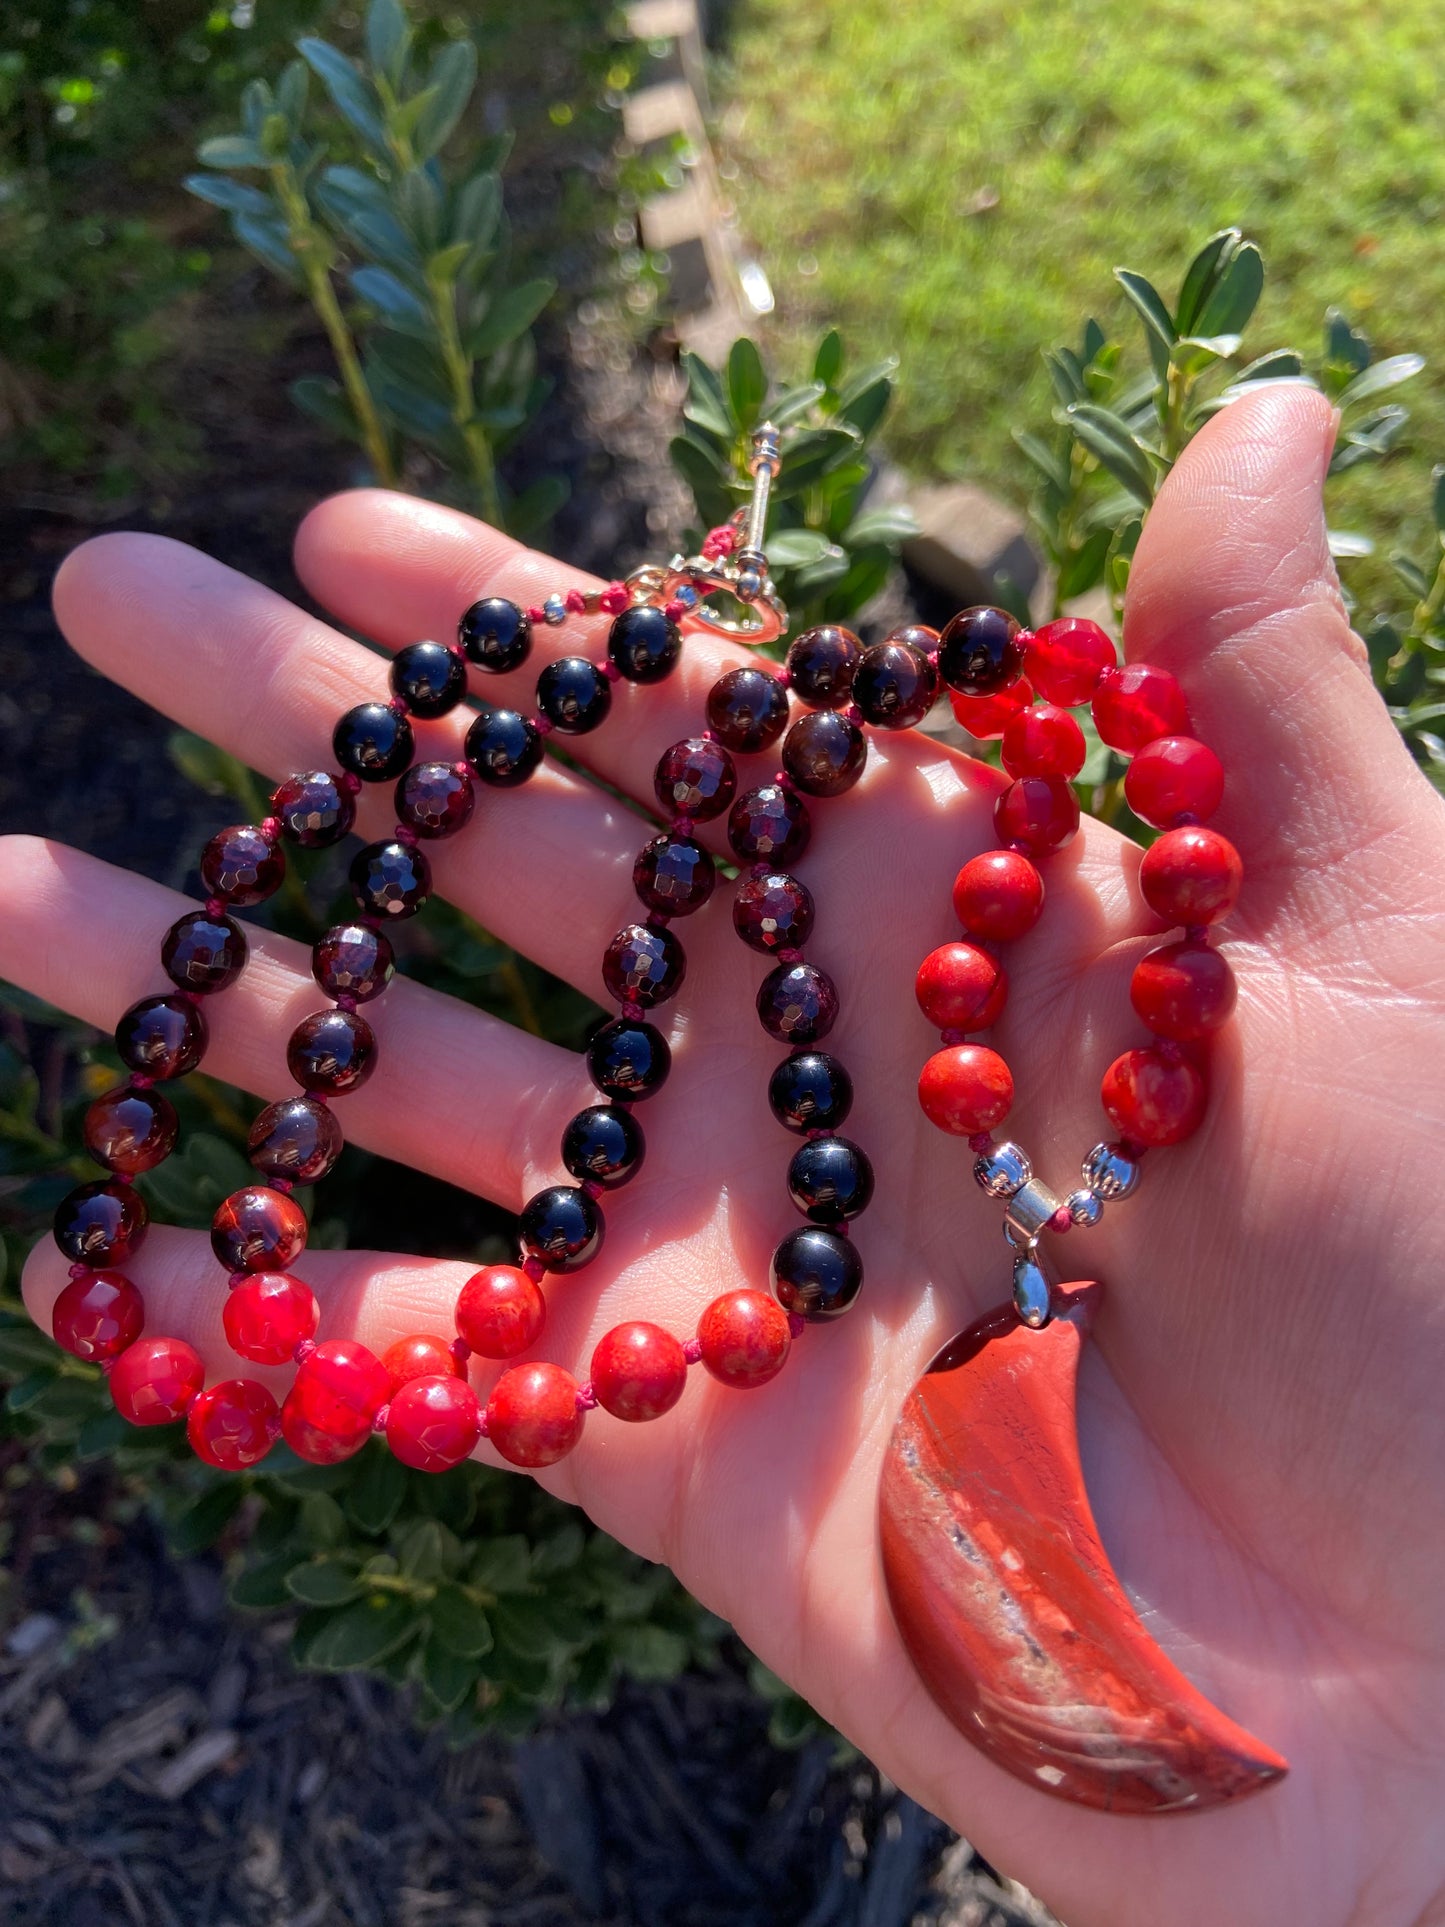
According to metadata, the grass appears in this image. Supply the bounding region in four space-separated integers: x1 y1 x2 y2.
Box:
723 0 1445 604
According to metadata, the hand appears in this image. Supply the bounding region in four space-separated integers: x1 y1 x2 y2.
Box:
6 384 1445 1927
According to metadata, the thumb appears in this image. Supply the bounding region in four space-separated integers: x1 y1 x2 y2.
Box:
1123 382 1443 932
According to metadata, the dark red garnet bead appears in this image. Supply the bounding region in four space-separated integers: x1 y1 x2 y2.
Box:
728 783 811 867
52 1269 144 1360
395 761 475 839
248 1094 345 1184
786 625 860 710
608 604 682 683
161 911 246 995
54 1180 148 1265
852 635 939 728
756 962 839 1045
287 1008 377 1095
733 870 814 954
465 706 543 787
333 701 414 782
519 1184 604 1272
602 923 687 1008
272 770 356 848
199 823 285 906
654 737 737 821
83 1084 178 1175
390 639 467 717
705 666 790 753
781 711 866 797
459 595 531 672
312 922 395 1004
211 1184 307 1273
350 839 430 919
633 835 715 917
115 993 206 1080
938 605 1023 697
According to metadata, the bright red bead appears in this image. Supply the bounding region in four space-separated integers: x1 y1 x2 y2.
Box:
382 1332 460 1393
51 1269 143 1361
455 1265 547 1359
1130 941 1237 1041
948 677 1032 741
109 1335 204 1427
386 1374 482 1472
1138 826 1242 926
1092 662 1190 751
1101 1047 1207 1146
281 1338 390 1464
1124 735 1224 827
187 1378 279 1470
1024 618 1115 707
697 1288 791 1389
223 1272 318 1365
211 1185 308 1274
1001 702 1086 779
590 1321 688 1422
914 942 1006 1031
485 1361 585 1467
918 1044 1014 1135
951 850 1044 941
994 775 1080 856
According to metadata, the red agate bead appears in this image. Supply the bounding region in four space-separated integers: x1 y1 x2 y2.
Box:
590 1321 688 1422
110 1335 204 1427
1124 735 1224 827
1024 617 1115 707
1138 825 1242 926
52 1269 143 1360
281 1338 390 1464
948 677 1032 740
1130 940 1237 1041
697 1288 791 1388
1092 662 1189 751
918 1044 1013 1134
1001 702 1086 779
455 1265 546 1359
211 1185 307 1273
1101 1047 1207 1146
223 1272 318 1365
382 1332 460 1392
485 1362 585 1467
914 942 1006 1031
386 1374 482 1472
994 775 1080 856
187 1379 279 1470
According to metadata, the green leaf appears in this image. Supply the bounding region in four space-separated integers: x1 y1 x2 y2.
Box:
286 1557 365 1606
1337 355 1426 411
1013 428 1070 493
234 213 302 288
365 0 411 84
305 1595 419 1670
240 79 272 139
842 504 919 548
297 38 387 152
813 328 843 389
170 1481 245 1557
1391 553 1431 598
1066 404 1156 507
836 375 892 439
397 1518 447 1582
290 374 358 440
430 1581 494 1657
453 170 502 251
1433 467 1445 537
299 1491 347 1550
506 473 569 541
768 381 826 430
767 528 837 567
231 1553 297 1610
167 729 256 802
316 184 420 275
0 1324 60 1376
75 1408 128 1459
1233 348 1304 384
196 135 267 170
610 1624 690 1680
726 337 768 431
1174 229 1240 335
469 1535 531 1594
1113 268 1175 378
275 58 309 127
777 426 861 492
1044 346 1086 407
1327 529 1374 559
428 240 472 282
351 265 432 338
469 279 553 359
185 173 271 216
1192 241 1263 339
1324 306 1372 376
318 163 390 213
669 435 734 524
412 39 478 162
1056 526 1113 602
422 1638 476 1712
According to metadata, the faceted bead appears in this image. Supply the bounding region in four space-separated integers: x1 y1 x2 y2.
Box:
781 711 866 797
395 761 475 839
561 1104 645 1188
459 595 531 672
756 962 838 1045
587 1018 671 1101
771 1226 863 1320
1130 940 1237 1041
161 911 246 995
950 677 1033 740
465 705 543 787
349 838 430 919
115 993 206 1080
312 922 394 1004
768 1051 853 1133
224 1271 318 1364
915 942 1007 1031
1092 663 1190 752
381 1333 460 1392
54 1180 148 1266
608 604 682 683
287 1008 376 1095
633 835 714 917
485 1361 584 1467
110 1335 203 1427
1101 1046 1207 1146
994 775 1080 856
852 636 939 728
733 870 814 954
602 923 686 1008
52 1269 143 1360
272 770 356 848
83 1084 178 1175
705 666 790 753
590 1320 687 1422
455 1264 546 1359
785 625 860 710
519 1184 604 1272
786 1135 874 1222
728 783 811 867
697 1287 791 1387
333 701 414 782
188 1379 279 1469
248 1095 344 1184
1124 735 1224 827
282 1338 391 1464
938 606 1023 697
390 639 467 717
1139 826 1242 926
952 849 1044 941
1001 702 1087 779
199 823 285 907
387 1374 482 1472
654 737 737 821
211 1184 307 1273
536 657 611 733
918 1045 1014 1134
1025 617 1116 707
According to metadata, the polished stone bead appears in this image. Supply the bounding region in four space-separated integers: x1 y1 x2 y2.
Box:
608 604 682 683
248 1094 345 1184
224 1271 319 1363
586 1018 671 1100
780 711 866 797
282 1338 390 1464
459 595 531 672
381 1332 460 1391
785 625 860 710
561 1103 645 1188
1093 663 1190 751
590 1321 687 1422
115 993 207 1081
211 1184 307 1273
455 1264 546 1359
110 1336 203 1427
1130 940 1237 1041
938 605 1023 697
312 922 395 1004
770 1225 863 1319
519 1184 604 1272
919 1044 1014 1134
161 911 246 995
390 639 467 717
994 775 1080 856
386 1374 482 1473
54 1179 147 1266
1101 1046 1207 1147
951 850 1044 941
199 824 284 906
767 1050 853 1133
395 761 475 839
1001 702 1087 779
465 705 543 787
333 701 414 782
786 1135 875 1222
188 1379 279 1470
1025 616 1116 706
633 834 715 917
728 783 811 866
1124 735 1224 828
349 839 430 919
1138 825 1242 926
756 962 838 1045
705 666 790 752
83 1084 178 1175
733 870 814 954
915 942 1007 1031
697 1287 791 1387
287 1007 376 1095
602 923 686 1008
271 770 355 848
852 635 939 728
536 656 611 733
485 1361 585 1467
653 737 737 821
52 1268 144 1360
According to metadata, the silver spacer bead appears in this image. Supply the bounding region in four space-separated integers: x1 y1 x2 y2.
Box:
973 1142 1032 1200
542 593 568 627
1082 1142 1142 1201
1065 1188 1103 1229
1003 1176 1061 1249
1012 1250 1052 1328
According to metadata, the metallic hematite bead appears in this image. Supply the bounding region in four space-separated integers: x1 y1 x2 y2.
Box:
1012 1250 1051 1328
543 594 568 626
973 1142 1032 1200
1066 1188 1104 1228
1003 1176 1061 1249
1082 1142 1142 1201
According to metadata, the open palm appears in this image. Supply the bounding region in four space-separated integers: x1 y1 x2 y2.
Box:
8 385 1445 1927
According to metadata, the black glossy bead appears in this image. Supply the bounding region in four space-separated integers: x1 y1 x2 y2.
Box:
756 962 838 1044
561 1104 645 1189
633 835 714 918
786 625 861 710
312 922 395 1003
272 770 355 848
733 870 814 954
465 705 543 787
728 783 811 867
459 596 531 672
786 1135 874 1223
586 1019 671 1101
780 711 867 797
54 1179 148 1266
115 994 207 1080
287 1007 376 1095
519 1184 604 1273
161 911 246 995
349 839 431 919
395 761 475 839
937 605 1023 697
248 1095 344 1184
536 656 611 734
705 666 790 753
770 1226 863 1320
768 1051 854 1134
654 737 736 822
852 632 940 728
608 604 682 683
390 639 468 717
602 923 687 1008
333 701 414 782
